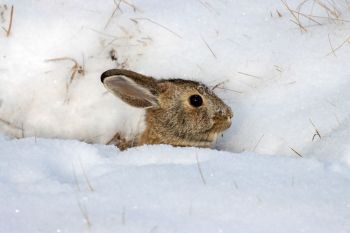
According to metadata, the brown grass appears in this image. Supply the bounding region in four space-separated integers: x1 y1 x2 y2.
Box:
327 35 350 56
45 57 85 102
45 57 85 83
1 5 14 37
281 0 350 32
0 117 24 138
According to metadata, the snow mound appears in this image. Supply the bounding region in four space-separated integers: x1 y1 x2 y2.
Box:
1 136 350 233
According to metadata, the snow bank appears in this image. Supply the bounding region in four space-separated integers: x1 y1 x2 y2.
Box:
1 136 349 233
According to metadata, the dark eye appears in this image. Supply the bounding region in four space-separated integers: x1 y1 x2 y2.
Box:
189 95 203 107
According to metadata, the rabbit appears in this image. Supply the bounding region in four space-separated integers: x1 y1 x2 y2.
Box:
101 69 233 150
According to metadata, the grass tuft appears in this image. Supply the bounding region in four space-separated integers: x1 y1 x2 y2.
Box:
45 57 85 103
281 0 350 32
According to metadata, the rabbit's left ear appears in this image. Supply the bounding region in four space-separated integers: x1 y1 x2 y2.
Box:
101 69 160 108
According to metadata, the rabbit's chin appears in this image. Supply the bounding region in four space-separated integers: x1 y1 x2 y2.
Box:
178 139 215 148
171 131 220 148
138 130 218 148
160 137 216 148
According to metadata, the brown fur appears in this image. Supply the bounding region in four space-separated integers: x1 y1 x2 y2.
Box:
101 69 233 150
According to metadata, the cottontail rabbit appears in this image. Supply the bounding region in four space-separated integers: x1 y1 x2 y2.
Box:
101 69 232 150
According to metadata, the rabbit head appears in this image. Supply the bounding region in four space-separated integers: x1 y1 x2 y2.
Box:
101 69 233 149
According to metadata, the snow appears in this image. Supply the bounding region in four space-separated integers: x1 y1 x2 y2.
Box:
1 0 350 232
1 136 350 233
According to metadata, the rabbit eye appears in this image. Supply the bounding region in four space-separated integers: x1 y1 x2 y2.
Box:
189 95 203 107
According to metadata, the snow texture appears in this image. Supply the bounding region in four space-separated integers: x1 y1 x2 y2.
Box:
0 0 350 232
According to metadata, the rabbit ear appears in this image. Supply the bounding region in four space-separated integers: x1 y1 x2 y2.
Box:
101 69 160 108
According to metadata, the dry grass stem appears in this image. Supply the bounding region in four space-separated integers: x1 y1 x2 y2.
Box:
289 19 308 31
121 206 126 225
197 0 218 15
104 0 122 29
281 0 307 32
309 118 322 141
121 0 141 12
253 134 265 151
77 200 92 229
1 5 13 37
299 14 350 23
211 81 243 94
88 27 128 39
237 71 263 80
233 181 239 190
0 117 22 131
314 0 340 18
20 123 24 138
211 81 227 91
326 35 350 56
45 57 85 102
79 158 94 192
136 37 153 47
195 154 207 185
0 117 16 128
107 132 132 151
215 86 243 94
132 17 182 39
282 0 350 31
7 5 13 36
292 10 322 25
107 132 122 145
274 65 283 72
150 226 158 233
201 36 217 58
72 165 81 192
46 57 85 83
290 147 303 157
328 33 336 56
276 9 283 17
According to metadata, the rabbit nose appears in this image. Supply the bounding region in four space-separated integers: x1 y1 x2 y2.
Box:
217 108 233 120
227 108 233 119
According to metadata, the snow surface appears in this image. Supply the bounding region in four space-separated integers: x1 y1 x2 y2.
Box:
1 136 350 233
1 0 350 232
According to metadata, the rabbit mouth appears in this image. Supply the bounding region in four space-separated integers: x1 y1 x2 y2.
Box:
168 131 220 148
176 139 215 148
